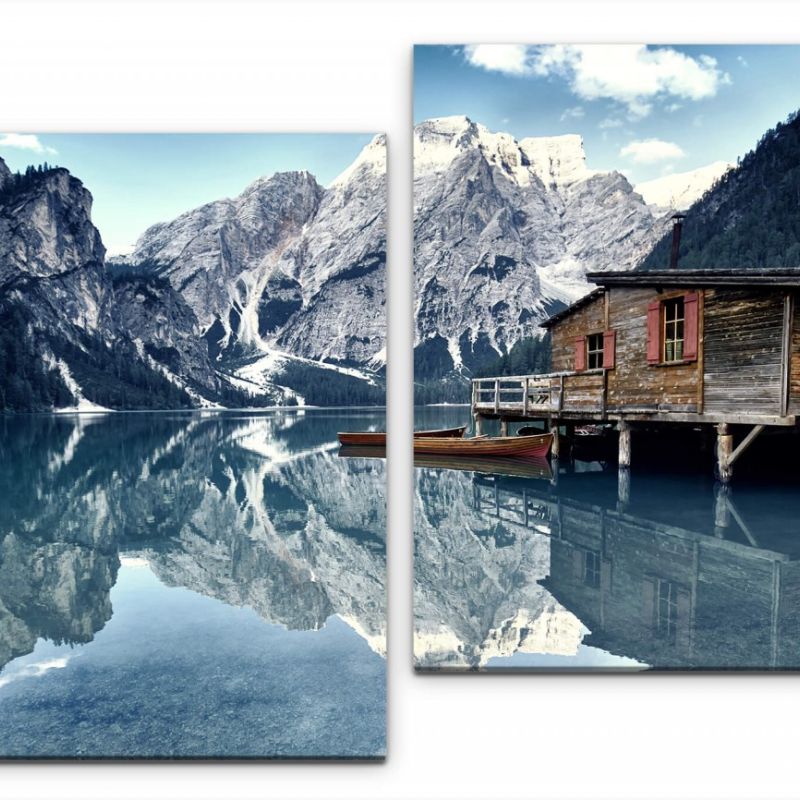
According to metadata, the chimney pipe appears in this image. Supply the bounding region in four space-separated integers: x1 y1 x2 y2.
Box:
669 213 685 269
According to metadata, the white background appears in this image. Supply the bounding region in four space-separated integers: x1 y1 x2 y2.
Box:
3 2 800 798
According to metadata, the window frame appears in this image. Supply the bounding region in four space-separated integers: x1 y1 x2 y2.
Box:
662 297 685 364
586 332 604 371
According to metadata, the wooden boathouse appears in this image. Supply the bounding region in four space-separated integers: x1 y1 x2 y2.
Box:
471 268 800 482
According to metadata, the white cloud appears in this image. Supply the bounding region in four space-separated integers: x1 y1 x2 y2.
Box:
560 105 585 122
737 55 749 68
0 133 57 155
463 44 530 75
620 139 685 164
598 117 624 129
464 44 730 119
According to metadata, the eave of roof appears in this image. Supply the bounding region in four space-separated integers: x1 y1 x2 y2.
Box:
539 287 605 329
586 268 800 287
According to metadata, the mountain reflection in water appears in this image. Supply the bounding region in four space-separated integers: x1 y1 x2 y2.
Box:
0 410 385 758
414 408 800 672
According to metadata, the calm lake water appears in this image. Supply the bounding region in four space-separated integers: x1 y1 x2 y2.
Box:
0 409 386 759
414 406 800 671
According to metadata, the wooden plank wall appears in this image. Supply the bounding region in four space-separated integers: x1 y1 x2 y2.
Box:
606 287 699 412
789 290 800 414
550 297 606 372
703 288 784 415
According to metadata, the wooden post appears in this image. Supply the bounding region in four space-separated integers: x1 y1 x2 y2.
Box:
523 377 530 416
550 424 560 458
618 419 631 469
716 422 733 484
494 379 500 413
499 418 509 437
473 413 484 437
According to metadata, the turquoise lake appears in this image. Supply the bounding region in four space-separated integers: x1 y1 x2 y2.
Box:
0 410 386 758
414 406 800 671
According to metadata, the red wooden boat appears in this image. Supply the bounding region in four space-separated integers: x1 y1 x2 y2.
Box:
337 425 466 447
413 432 553 458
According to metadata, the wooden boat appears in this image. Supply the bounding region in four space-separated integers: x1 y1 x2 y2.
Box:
413 432 553 458
337 425 466 447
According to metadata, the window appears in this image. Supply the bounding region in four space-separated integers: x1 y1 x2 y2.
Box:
663 297 685 363
586 333 604 370
583 549 601 588
655 579 678 642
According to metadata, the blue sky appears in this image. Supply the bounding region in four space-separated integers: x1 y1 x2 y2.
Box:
0 133 374 255
415 45 800 183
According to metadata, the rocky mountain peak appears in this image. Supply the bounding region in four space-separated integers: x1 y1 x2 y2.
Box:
0 165 105 285
519 133 595 189
414 116 672 380
330 134 387 188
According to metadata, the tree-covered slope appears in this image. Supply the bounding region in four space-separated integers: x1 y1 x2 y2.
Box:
640 110 800 270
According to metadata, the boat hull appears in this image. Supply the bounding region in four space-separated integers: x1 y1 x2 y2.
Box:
412 433 553 458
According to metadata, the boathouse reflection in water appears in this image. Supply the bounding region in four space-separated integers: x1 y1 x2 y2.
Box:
416 456 800 671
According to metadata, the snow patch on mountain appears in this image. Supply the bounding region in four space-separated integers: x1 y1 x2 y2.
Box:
635 161 733 210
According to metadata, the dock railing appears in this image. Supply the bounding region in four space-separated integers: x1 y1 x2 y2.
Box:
471 369 606 416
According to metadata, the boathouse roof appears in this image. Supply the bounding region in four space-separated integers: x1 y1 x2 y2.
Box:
541 268 800 328
586 268 800 287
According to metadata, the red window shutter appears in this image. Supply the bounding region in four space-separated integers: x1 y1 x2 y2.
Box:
574 336 586 371
683 292 699 361
646 301 661 364
602 330 616 369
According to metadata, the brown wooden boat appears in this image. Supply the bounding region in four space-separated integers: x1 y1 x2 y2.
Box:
337 425 466 447
413 432 553 458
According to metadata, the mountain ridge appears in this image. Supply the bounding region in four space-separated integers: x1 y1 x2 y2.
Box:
0 136 387 412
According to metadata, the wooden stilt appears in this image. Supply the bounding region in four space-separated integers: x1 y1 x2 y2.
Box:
716 422 733 484
473 413 484 437
499 418 509 437
618 420 631 469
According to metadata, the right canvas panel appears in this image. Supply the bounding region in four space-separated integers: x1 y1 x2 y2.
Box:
413 44 800 671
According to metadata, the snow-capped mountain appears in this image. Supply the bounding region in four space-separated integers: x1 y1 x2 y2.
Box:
634 161 733 211
1 135 386 411
414 116 672 377
114 134 386 397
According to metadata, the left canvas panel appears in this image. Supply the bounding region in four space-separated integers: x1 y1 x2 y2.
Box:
0 133 387 759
